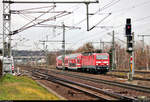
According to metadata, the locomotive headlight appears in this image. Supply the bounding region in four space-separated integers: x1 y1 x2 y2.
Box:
103 61 108 63
96 61 101 63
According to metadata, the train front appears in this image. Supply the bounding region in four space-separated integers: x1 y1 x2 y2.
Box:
95 53 109 73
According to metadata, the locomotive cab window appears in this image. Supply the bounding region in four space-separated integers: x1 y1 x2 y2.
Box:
96 55 108 60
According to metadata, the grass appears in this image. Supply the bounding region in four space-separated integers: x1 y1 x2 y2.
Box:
0 74 60 100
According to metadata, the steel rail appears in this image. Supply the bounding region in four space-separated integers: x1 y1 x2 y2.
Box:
32 71 107 100
20 66 150 97
45 69 150 93
32 70 135 101
106 73 150 81
111 70 150 74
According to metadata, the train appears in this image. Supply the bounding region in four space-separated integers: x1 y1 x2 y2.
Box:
56 52 110 74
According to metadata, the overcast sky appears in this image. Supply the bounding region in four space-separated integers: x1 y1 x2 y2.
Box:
0 0 150 51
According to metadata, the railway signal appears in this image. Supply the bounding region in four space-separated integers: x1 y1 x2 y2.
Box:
125 18 134 81
126 18 133 53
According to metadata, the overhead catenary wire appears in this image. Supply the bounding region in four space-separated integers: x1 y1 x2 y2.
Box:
14 5 56 33
10 0 120 48
67 13 150 51
48 0 133 41
8 0 150 51
53 0 150 51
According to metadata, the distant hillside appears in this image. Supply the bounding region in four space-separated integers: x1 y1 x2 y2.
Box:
11 50 73 57
12 50 46 56
0 48 74 57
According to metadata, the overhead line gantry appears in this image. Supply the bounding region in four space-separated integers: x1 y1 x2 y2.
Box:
3 1 99 4
2 0 98 75
137 34 150 52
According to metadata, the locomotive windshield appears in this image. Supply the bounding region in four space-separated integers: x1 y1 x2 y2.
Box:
96 55 108 60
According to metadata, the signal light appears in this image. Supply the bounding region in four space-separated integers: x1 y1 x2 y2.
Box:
126 24 131 36
127 25 130 29
127 43 133 52
126 18 131 36
127 37 133 53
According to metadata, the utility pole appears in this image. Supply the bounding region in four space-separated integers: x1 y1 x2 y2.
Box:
132 32 135 75
102 42 104 52
99 41 104 52
3 0 12 75
138 34 150 70
100 40 101 51
86 3 89 31
107 31 116 70
39 35 49 68
46 35 48 68
112 30 115 70
62 22 65 70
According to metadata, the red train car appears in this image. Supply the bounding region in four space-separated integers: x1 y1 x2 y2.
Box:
56 52 109 73
81 53 109 73
64 55 69 70
56 55 63 69
67 53 82 70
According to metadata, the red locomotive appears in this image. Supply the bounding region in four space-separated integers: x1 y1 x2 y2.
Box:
56 53 109 73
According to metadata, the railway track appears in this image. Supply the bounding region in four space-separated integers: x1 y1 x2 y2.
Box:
19 66 150 101
108 70 150 81
107 73 150 81
111 70 150 74
23 67 150 94
32 69 136 101
47 69 150 94
18 65 150 81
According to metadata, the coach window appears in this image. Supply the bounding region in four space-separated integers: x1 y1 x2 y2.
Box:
78 59 80 63
65 60 68 63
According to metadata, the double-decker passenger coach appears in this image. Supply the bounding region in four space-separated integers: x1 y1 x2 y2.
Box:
56 52 110 74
